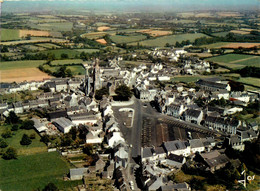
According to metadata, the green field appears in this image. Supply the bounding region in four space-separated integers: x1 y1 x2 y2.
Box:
0 152 81 191
129 33 209 47
0 125 47 155
171 76 203 83
30 22 73 32
237 77 260 87
23 45 46 51
36 43 61 49
51 59 83 65
0 60 46 70
74 49 100 53
39 49 80 59
206 54 260 69
1 29 20 41
211 32 229 37
110 34 147 44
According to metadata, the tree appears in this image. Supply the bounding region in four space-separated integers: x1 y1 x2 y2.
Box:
69 126 78 141
30 133 36 139
11 124 19 131
115 84 133 101
83 144 94 155
0 138 8 148
2 147 17 160
40 134 51 144
1 130 12 138
20 120 34 130
20 134 32 145
95 87 109 100
5 111 20 124
42 182 58 191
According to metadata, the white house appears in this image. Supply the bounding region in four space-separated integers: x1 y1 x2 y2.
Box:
52 117 75 133
108 132 125 148
86 131 103 144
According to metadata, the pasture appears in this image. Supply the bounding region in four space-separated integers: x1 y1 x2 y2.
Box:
199 42 230 49
36 43 61 49
206 54 260 69
51 59 83 65
0 152 81 191
211 32 229 37
110 34 147 44
0 60 46 70
81 32 107 39
31 22 73 32
137 29 172 37
39 49 80 59
221 43 260 49
74 49 100 53
0 125 47 155
237 77 260 87
129 33 209 47
43 65 85 75
1 29 20 41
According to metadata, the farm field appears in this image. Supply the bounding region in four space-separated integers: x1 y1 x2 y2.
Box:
1 29 20 41
36 43 61 49
0 125 47 155
74 49 100 53
51 59 83 65
0 60 46 70
1 68 52 83
206 54 260 69
0 152 81 191
199 42 230 49
81 32 107 39
0 38 68 46
23 44 46 51
221 43 260 49
110 34 147 44
237 77 260 87
211 32 229 37
30 22 73 32
137 29 172 37
38 49 80 59
129 33 209 47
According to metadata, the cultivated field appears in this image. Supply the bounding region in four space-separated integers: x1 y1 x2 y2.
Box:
221 43 260 49
110 34 147 44
0 38 68 45
199 42 230 49
31 22 73 32
129 33 209 47
96 38 107 45
36 43 61 49
0 152 80 191
211 32 229 37
74 48 100 53
19 30 50 37
51 59 83 65
206 54 260 69
1 29 20 41
97 26 111 31
81 32 107 39
137 29 172 37
23 44 46 51
1 68 52 83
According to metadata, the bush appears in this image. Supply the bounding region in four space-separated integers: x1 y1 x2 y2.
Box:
1 130 12 138
42 182 58 191
5 111 20 124
20 120 34 130
0 138 8 148
20 134 32 145
2 147 17 160
30 133 36 139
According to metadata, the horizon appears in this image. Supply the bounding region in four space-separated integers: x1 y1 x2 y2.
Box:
1 0 259 13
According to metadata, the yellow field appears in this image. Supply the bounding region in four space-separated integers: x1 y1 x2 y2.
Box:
137 29 172 37
97 26 110 32
96 38 107 44
222 43 260 49
0 68 52 82
19 30 50 37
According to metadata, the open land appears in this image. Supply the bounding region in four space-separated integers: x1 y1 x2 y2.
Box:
206 54 260 69
129 33 209 47
110 34 147 44
137 29 172 37
0 152 81 191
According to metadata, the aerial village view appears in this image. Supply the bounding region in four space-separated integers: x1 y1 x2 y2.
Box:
0 0 259 190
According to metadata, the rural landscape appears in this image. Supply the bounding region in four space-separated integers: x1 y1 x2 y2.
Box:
0 0 259 191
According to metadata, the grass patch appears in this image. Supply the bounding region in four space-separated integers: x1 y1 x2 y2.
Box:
36 43 61 49
199 42 230 49
0 60 46 70
211 32 229 37
234 56 260 67
129 33 209 47
32 22 73 32
206 54 252 63
0 152 81 191
237 77 260 87
43 64 85 75
1 29 20 41
74 49 100 53
51 59 83 66
110 34 147 44
0 124 47 155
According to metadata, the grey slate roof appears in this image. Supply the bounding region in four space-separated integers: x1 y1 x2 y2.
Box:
163 140 189 153
189 139 204 148
142 147 154 158
185 109 201 118
70 168 88 176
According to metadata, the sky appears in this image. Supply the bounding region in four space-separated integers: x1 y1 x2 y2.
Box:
1 0 259 13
